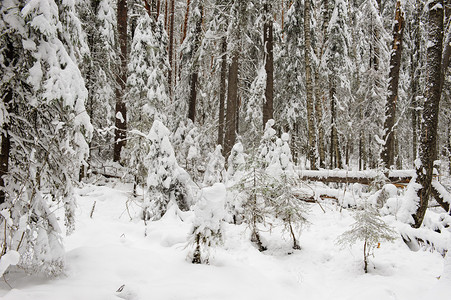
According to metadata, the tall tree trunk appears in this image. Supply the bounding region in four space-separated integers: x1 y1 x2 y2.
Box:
411 0 422 164
314 0 329 169
168 0 175 100
182 0 191 44
114 0 128 162
413 0 444 228
0 121 10 205
164 0 168 29
330 80 336 169
0 67 12 204
359 129 365 170
315 77 326 168
381 0 404 169
262 1 274 128
304 0 317 170
187 1 203 122
224 54 239 158
218 37 227 148
329 79 342 169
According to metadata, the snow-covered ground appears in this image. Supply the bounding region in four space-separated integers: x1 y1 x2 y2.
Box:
0 181 450 300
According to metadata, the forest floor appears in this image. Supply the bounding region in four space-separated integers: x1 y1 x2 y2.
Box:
0 179 450 300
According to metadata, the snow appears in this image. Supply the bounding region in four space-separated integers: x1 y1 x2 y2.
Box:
0 181 449 299
0 251 20 277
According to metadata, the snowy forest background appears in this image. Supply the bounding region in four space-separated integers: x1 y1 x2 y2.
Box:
1 0 451 297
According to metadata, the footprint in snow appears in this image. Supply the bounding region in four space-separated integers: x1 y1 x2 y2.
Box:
116 284 139 300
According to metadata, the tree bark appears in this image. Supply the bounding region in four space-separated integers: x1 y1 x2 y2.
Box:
224 54 239 158
187 1 203 122
181 0 191 44
114 0 128 162
330 81 336 169
0 92 11 205
410 0 421 164
329 81 341 169
164 0 168 29
315 79 326 168
168 0 175 100
262 1 274 128
314 0 329 169
217 37 227 148
381 0 404 169
304 0 317 170
412 0 444 228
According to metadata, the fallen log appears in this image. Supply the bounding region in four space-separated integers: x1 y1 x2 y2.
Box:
298 169 413 185
298 169 451 214
431 181 451 214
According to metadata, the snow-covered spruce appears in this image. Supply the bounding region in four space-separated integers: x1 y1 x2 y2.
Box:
124 12 169 191
144 120 191 220
231 151 271 252
203 145 226 186
78 0 117 163
268 133 308 250
225 141 246 224
0 0 92 275
189 183 226 264
172 120 205 182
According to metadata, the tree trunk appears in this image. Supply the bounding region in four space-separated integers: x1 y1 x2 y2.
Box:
443 0 451 83
411 1 421 163
217 37 227 148
381 0 404 169
329 80 341 169
164 0 168 29
304 0 317 170
330 81 336 169
0 90 11 205
315 80 326 168
224 54 239 158
168 0 175 100
412 0 444 228
364 239 368 273
182 0 191 44
359 130 365 170
114 0 128 162
410 0 421 161
313 0 329 169
262 1 274 128
187 1 203 122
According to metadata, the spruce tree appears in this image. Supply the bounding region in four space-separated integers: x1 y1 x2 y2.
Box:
0 0 92 275
337 206 397 273
125 12 169 189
